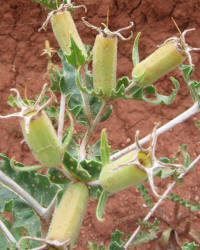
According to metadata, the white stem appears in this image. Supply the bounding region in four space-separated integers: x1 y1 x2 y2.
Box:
0 170 46 218
57 93 66 144
87 180 101 186
111 102 199 161
0 220 19 249
42 192 58 223
124 154 200 249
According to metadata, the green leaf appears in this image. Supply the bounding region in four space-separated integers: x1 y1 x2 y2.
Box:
111 230 124 245
45 104 59 121
80 159 102 180
100 105 113 122
179 64 200 103
100 129 110 165
0 153 58 207
59 51 103 126
87 140 101 162
130 228 158 247
59 51 88 126
50 68 62 92
7 94 20 108
48 168 70 184
169 193 200 212
3 200 13 213
75 68 103 98
10 158 43 172
63 152 102 181
137 218 160 233
179 64 194 82
88 241 105 250
96 190 109 221
180 144 191 167
182 242 199 250
116 76 131 90
110 76 179 105
66 36 86 68
142 77 179 104
64 138 80 159
136 184 153 208
62 110 74 149
88 185 103 200
13 199 40 237
109 242 125 250
0 199 40 249
63 152 90 180
132 32 141 67
108 230 125 250
31 0 60 10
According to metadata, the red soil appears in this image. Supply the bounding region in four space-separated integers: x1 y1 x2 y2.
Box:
1 0 200 249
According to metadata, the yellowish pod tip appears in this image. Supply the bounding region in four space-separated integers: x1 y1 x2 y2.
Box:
93 34 117 98
50 11 87 57
20 111 63 168
100 150 151 193
132 40 187 86
47 182 89 249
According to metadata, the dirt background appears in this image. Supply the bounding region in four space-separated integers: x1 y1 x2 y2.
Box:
1 0 200 249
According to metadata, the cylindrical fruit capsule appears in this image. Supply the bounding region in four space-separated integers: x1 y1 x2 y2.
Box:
47 182 89 249
93 35 117 98
20 111 63 168
100 150 151 193
50 11 87 57
132 40 187 86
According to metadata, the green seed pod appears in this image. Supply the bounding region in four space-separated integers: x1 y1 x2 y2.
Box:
132 40 187 86
100 150 151 193
93 34 117 98
50 11 87 57
20 111 63 168
47 182 89 249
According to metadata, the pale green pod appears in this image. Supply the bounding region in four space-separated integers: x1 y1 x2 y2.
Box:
93 34 117 98
50 11 87 57
20 111 63 168
132 40 187 86
47 182 89 249
100 150 151 193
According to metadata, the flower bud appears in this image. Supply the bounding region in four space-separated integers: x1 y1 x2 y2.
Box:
47 182 89 249
132 40 187 86
93 34 117 98
20 111 63 168
51 11 87 57
100 150 151 193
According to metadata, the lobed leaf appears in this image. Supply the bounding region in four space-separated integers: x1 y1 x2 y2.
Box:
66 36 86 68
111 76 179 105
63 152 102 181
0 153 58 207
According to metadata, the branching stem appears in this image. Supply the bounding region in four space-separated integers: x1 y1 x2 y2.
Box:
124 154 200 249
80 100 108 161
111 102 199 161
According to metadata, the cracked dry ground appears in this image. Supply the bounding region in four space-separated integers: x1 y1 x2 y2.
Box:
1 0 200 249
